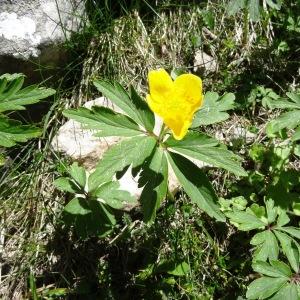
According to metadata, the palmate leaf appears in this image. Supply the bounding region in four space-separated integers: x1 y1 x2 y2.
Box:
192 92 235 127
274 230 300 273
94 80 155 132
267 98 300 110
266 92 300 136
268 283 298 300
94 181 137 210
246 277 288 299
0 73 55 113
266 110 300 134
0 116 41 147
252 230 279 262
165 131 247 177
63 106 142 137
63 197 116 238
166 151 225 222
226 210 266 231
252 261 291 278
69 162 87 188
139 146 168 223
88 135 157 192
54 177 81 194
54 162 86 193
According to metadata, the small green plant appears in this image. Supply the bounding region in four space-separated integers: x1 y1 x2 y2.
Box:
54 162 137 237
59 69 246 236
223 88 300 298
0 73 55 147
227 0 282 22
266 92 300 141
247 260 300 299
227 198 300 298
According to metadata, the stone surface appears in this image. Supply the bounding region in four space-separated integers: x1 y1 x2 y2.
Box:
193 50 217 74
215 126 256 144
0 0 84 80
52 97 122 170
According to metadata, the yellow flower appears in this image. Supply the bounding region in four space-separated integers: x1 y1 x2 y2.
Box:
146 69 203 140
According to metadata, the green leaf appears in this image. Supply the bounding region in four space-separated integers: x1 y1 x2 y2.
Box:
266 110 300 134
276 211 290 227
252 231 279 262
268 283 298 300
226 0 246 15
29 273 38 300
167 261 190 276
267 98 300 110
139 147 168 223
292 126 300 141
94 181 137 210
93 80 155 131
253 237 271 262
248 204 266 220
63 198 116 238
166 131 247 177
54 177 81 193
266 199 277 224
252 261 291 278
248 0 260 22
63 106 142 137
251 231 268 245
166 131 219 148
274 230 299 273
64 197 91 215
88 135 157 191
69 162 86 188
266 231 279 261
154 260 190 276
166 151 225 222
265 0 281 10
278 227 300 240
270 261 292 277
225 210 266 231
0 116 41 147
246 277 288 299
129 86 155 132
192 92 235 127
0 74 55 113
287 92 300 104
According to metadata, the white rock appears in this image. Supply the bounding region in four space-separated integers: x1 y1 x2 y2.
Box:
215 126 256 144
52 97 122 170
0 0 85 76
193 50 217 74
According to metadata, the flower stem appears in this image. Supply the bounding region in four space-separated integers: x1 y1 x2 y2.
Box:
158 124 166 142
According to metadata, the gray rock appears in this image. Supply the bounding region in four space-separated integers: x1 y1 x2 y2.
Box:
193 50 217 74
215 126 256 144
51 97 122 170
0 0 84 80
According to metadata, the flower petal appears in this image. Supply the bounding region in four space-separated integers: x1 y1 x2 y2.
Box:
148 69 173 100
173 74 203 113
146 69 203 140
165 117 191 140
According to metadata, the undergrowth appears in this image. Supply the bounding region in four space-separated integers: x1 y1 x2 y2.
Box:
1 0 300 299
